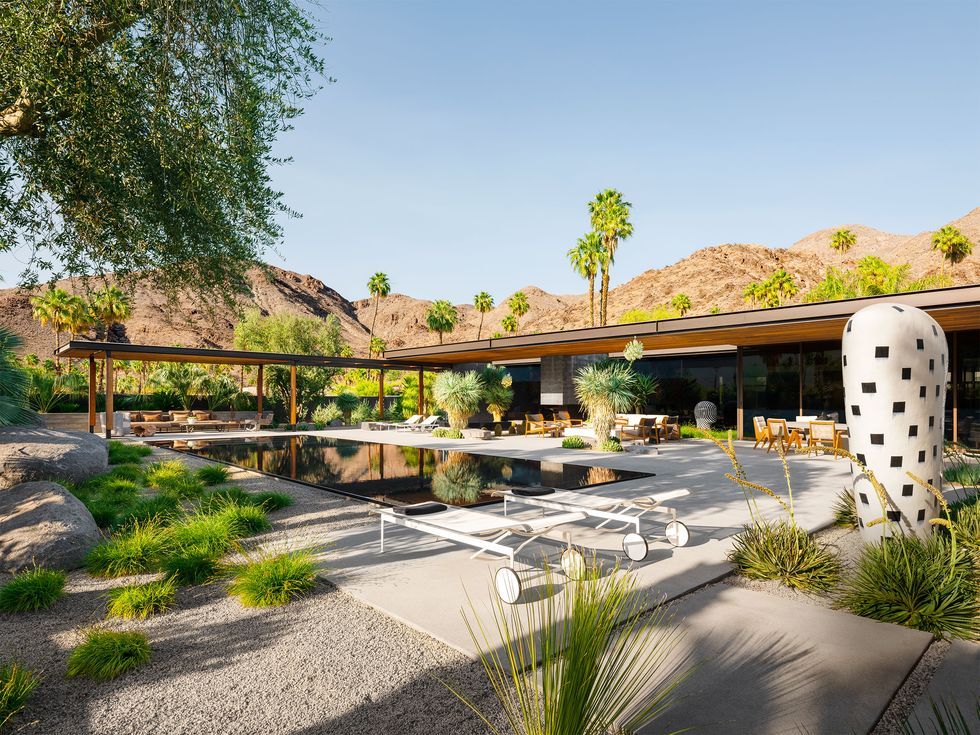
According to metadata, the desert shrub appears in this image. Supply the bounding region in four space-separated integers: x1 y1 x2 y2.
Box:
349 402 377 424
949 495 980 557
107 441 152 465
66 630 151 680
0 568 66 612
334 392 360 423
311 402 342 425
144 460 190 488
832 489 858 529
252 491 293 512
195 465 230 486
432 428 463 439
0 663 40 729
561 436 590 449
599 437 624 453
729 520 841 592
162 548 220 586
944 455 980 487
86 521 169 577
107 578 176 619
839 535 979 639
227 549 317 607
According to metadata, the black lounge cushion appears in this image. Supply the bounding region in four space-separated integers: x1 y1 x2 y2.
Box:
393 502 448 516
512 487 556 497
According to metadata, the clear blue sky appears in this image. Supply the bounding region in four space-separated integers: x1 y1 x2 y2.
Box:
3 0 978 302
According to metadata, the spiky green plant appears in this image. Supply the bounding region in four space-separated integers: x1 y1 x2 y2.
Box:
573 361 637 441
599 438 625 453
144 460 190 488
431 427 464 439
0 328 38 426
832 489 858 529
840 535 979 640
66 630 151 680
729 520 841 592
157 475 206 499
107 441 152 465
902 697 980 734
107 578 177 619
445 564 690 735
195 465 231 486
432 370 484 430
85 520 169 577
168 513 236 557
0 568 67 612
0 663 40 729
561 436 590 450
227 549 317 607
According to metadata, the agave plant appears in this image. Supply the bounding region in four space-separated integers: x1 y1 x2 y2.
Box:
446 564 691 734
573 361 637 441
433 370 483 430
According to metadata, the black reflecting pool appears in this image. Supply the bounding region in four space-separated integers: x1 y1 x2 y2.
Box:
151 435 653 506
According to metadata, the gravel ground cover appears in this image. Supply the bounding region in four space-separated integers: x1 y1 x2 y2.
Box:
0 447 503 734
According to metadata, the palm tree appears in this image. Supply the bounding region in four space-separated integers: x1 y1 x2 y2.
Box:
588 189 633 326
567 232 605 326
501 314 518 334
507 291 529 334
830 229 856 268
369 336 386 358
671 293 692 316
932 226 974 277
367 272 391 356
771 269 798 305
473 291 494 339
30 287 76 369
0 328 38 425
425 300 458 344
89 285 132 341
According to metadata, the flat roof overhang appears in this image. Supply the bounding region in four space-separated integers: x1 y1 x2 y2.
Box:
383 284 980 365
55 340 446 371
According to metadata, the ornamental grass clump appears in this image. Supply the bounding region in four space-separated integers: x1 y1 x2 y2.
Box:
156 475 206 500
445 563 691 735
199 486 254 514
107 441 152 465
832 489 858 529
252 491 293 512
66 630 151 680
163 548 220 586
431 427 463 439
730 520 841 592
227 549 317 607
105 463 147 484
215 503 270 537
195 465 231 486
0 568 66 612
432 370 484 430
120 494 182 528
0 663 40 729
86 520 170 577
107 578 176 619
144 460 190 489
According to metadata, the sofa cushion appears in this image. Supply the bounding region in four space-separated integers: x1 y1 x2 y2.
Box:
127 411 144 422
193 410 211 421
142 411 163 422
171 411 191 422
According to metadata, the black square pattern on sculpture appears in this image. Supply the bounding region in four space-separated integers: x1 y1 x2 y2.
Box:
876 346 889 358
890 456 903 467
859 492 869 505
856 453 866 465
893 402 905 413
929 416 935 428
843 355 847 367
892 306 904 312
902 368 911 380
936 385 941 397
929 359 935 371
917 509 926 522
909 425 918 437
933 445 938 457
920 386 927 398
846 320 852 333
918 450 926 463
862 383 876 393
870 433 884 445
902 484 913 496
916 338 924 350
932 324 938 336
851 405 861 416
887 510 902 522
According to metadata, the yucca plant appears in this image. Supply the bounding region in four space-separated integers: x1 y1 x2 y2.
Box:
832 489 858 529
0 567 67 612
445 564 691 735
573 361 637 441
0 663 40 729
432 370 484 430
66 630 151 680
729 520 841 592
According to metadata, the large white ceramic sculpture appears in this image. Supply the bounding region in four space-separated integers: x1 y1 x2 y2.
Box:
842 303 948 541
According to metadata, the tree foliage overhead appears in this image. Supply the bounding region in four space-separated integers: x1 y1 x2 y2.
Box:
0 0 325 296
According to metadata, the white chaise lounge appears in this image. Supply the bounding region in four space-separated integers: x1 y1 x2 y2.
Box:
498 487 691 562
374 502 589 603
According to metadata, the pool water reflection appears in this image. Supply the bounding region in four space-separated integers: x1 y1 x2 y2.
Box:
152 435 652 506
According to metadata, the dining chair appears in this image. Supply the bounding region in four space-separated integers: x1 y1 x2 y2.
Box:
766 418 802 452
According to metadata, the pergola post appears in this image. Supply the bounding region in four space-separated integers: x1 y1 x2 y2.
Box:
417 368 424 416
104 353 114 439
256 364 264 417
289 363 297 427
88 356 97 433
378 370 385 420
736 346 744 440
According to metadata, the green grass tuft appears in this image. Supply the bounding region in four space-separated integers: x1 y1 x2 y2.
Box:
96 477 142 496
560 436 590 450
598 437 624 452
162 548 220 586
227 549 317 607
215 504 270 537
199 487 253 514
106 578 176 619
107 441 153 465
119 494 182 528
168 513 235 557
157 475 206 499
66 630 151 680
431 428 463 439
82 496 126 528
105 463 147 484
85 520 169 577
832 489 859 529
251 491 293 512
0 663 40 729
840 535 979 639
0 568 67 612
195 465 231 486
144 460 190 488
730 520 841 592
680 424 734 441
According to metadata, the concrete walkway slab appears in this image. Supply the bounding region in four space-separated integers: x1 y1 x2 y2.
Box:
907 640 980 732
634 585 932 735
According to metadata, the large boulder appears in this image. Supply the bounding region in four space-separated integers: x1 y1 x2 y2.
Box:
0 427 108 490
0 481 102 572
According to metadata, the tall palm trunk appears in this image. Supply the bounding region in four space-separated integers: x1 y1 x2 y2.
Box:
599 266 609 326
587 273 595 327
438 331 443 345
369 296 380 356
477 312 485 340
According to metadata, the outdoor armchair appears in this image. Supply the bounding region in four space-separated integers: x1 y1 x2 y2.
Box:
552 410 583 428
524 413 551 436
766 418 802 452
808 420 840 457
752 415 772 449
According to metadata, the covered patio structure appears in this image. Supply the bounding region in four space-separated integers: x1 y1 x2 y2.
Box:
55 340 445 439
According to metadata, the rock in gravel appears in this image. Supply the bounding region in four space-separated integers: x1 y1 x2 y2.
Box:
0 427 108 489
0 481 101 572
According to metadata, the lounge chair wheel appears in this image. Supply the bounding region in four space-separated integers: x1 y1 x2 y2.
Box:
665 520 690 547
622 532 649 561
494 567 522 604
560 547 586 581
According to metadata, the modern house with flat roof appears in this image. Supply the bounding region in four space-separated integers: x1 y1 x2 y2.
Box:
385 284 980 447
